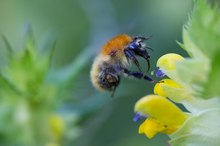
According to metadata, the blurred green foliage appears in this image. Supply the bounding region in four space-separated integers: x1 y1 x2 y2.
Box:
0 0 192 146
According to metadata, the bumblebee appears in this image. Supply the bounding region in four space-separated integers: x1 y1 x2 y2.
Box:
90 34 154 96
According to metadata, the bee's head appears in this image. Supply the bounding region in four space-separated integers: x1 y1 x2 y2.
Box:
99 69 120 97
126 36 152 72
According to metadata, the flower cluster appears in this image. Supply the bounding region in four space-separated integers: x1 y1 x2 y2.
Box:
133 1 220 146
134 53 188 139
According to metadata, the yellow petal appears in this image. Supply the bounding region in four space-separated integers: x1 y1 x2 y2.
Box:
157 53 184 70
139 118 165 139
49 115 65 140
154 79 182 97
138 118 177 139
135 95 187 127
138 119 147 134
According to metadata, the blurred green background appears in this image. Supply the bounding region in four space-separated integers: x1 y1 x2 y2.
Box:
0 0 192 146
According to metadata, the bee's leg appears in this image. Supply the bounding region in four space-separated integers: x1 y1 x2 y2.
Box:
124 49 143 72
123 69 155 82
111 84 117 97
146 57 150 73
110 75 120 97
129 46 151 72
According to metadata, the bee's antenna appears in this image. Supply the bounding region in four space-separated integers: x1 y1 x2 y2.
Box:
144 35 153 40
134 35 152 41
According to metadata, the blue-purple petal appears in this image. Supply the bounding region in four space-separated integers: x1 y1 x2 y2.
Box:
156 69 166 78
133 113 147 122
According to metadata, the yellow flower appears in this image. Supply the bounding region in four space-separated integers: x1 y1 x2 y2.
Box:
154 79 182 97
134 95 187 139
49 115 65 140
157 53 184 70
138 118 176 139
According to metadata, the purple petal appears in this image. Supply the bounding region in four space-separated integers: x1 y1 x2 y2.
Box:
133 113 147 122
156 69 166 78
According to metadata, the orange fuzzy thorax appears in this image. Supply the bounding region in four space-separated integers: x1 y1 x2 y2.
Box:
101 34 132 56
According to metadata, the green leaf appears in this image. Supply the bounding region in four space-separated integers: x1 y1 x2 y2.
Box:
1 35 13 54
161 84 193 103
187 0 220 59
203 54 220 98
169 108 220 146
181 28 207 59
176 59 209 95
37 31 57 65
182 0 220 99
